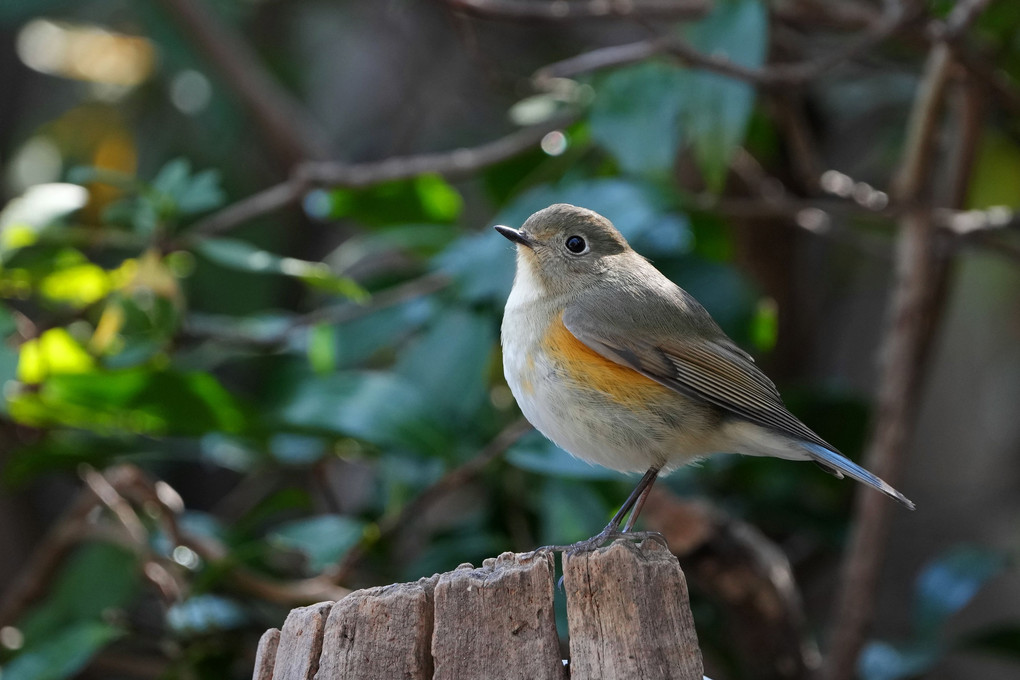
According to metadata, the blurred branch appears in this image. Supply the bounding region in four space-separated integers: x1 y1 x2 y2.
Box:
289 273 450 335
0 470 115 628
330 417 533 584
186 115 576 239
0 464 350 626
119 466 351 606
823 1 988 666
772 0 879 30
534 1 916 86
183 272 451 349
153 0 328 168
81 466 185 604
439 0 709 21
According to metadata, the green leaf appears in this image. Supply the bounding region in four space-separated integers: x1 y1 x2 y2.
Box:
394 307 494 420
590 62 687 175
333 298 434 367
176 168 226 215
415 174 464 222
2 621 123 680
9 368 246 435
679 0 768 191
274 370 432 450
308 323 337 373
1 432 144 484
17 543 138 644
196 238 367 301
151 158 193 199
310 176 463 226
268 514 366 572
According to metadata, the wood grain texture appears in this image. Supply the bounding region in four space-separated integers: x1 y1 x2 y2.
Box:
431 551 564 680
316 575 439 680
564 538 703 680
270 601 333 680
253 628 280 680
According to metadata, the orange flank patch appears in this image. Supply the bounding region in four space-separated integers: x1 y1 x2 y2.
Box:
541 312 670 407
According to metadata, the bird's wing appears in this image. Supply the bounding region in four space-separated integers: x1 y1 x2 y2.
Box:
562 300 838 453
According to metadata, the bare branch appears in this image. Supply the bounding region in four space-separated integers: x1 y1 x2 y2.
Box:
188 181 304 239
188 115 576 239
822 38 969 680
535 1 915 86
440 0 709 21
183 272 451 349
295 115 576 186
118 466 352 606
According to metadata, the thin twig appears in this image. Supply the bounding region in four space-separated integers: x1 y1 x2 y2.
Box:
187 115 576 239
183 272 451 349
119 466 352 606
81 465 185 603
535 2 915 87
440 0 709 21
289 273 451 334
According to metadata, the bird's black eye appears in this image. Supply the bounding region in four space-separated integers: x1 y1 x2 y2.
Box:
565 235 587 254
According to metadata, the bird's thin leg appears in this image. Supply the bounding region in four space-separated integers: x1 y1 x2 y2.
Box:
621 471 657 533
530 465 663 555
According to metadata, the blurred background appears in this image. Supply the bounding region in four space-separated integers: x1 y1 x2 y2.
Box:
0 0 1019 678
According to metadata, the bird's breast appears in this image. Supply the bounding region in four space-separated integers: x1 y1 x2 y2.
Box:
502 304 705 472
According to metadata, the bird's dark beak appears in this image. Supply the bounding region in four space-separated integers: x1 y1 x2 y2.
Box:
495 225 534 249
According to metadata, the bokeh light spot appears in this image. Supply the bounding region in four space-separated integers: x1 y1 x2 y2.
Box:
170 70 213 115
541 130 568 156
17 19 155 87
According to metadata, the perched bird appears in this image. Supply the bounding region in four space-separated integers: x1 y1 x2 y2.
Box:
496 204 913 551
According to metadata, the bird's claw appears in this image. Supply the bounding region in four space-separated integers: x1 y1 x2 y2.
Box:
527 530 669 556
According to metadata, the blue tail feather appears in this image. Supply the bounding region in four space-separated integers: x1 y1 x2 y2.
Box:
802 442 915 510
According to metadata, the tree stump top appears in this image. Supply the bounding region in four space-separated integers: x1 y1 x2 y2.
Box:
253 538 704 680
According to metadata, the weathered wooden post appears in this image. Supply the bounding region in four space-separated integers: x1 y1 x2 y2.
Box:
252 538 704 680
564 539 703 679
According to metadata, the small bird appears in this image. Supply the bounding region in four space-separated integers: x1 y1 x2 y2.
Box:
496 204 913 551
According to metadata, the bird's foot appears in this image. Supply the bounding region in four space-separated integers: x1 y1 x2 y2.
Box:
528 529 669 557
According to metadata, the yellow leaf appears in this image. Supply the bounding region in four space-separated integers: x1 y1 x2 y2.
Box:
39 263 112 306
1 223 38 251
18 328 95 383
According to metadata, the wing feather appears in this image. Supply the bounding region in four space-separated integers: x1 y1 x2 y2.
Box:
562 303 838 453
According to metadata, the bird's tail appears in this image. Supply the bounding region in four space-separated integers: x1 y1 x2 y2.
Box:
802 442 915 510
